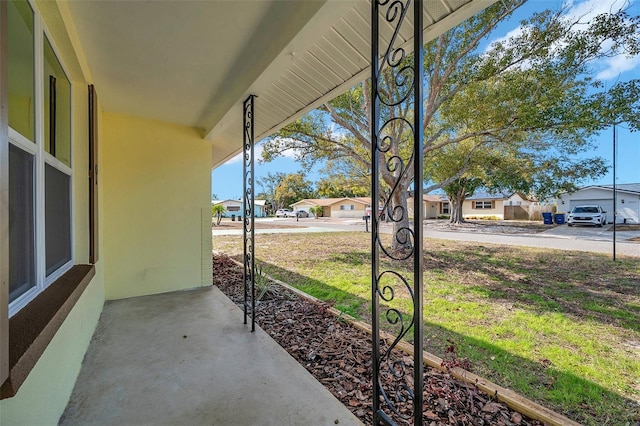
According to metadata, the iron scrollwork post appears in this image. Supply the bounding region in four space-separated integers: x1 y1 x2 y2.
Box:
243 95 256 332
371 0 423 424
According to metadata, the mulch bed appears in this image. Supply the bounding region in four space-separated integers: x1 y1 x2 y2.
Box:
214 253 543 425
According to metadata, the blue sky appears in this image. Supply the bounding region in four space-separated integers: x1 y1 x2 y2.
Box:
212 0 639 201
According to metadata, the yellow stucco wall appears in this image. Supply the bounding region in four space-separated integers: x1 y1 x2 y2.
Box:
102 113 212 300
0 275 104 426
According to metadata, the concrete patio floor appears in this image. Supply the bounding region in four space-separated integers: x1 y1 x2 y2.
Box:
60 286 362 426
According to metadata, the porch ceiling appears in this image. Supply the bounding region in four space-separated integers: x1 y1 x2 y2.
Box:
66 0 495 168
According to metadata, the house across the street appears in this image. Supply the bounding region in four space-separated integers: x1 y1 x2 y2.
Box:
212 199 268 218
556 184 640 224
407 194 449 219
291 197 371 218
462 191 534 220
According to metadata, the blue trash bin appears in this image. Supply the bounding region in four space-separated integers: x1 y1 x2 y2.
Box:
554 213 565 225
542 212 553 225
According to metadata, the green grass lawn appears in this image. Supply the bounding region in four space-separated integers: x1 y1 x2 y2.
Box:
213 231 640 425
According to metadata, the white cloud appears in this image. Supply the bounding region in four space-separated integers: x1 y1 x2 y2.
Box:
485 25 527 54
225 145 260 165
568 0 640 81
225 141 298 166
485 0 639 81
562 0 629 23
596 54 640 80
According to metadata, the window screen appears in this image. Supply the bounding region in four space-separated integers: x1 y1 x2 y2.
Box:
9 144 36 302
45 163 71 276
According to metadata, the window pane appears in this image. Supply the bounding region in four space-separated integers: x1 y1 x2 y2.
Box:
44 36 71 166
45 164 72 276
9 144 36 302
8 0 35 141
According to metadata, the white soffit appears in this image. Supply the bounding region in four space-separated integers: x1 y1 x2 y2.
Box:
207 0 497 168
67 0 327 132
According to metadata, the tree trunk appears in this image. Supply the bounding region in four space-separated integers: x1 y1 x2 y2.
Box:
449 195 466 224
390 186 413 251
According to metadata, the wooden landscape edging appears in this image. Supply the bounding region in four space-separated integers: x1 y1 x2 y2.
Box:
227 258 581 426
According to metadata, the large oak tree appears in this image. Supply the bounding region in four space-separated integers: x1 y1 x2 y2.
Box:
262 0 640 245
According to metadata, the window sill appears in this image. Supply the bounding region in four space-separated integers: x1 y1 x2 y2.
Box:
1 265 95 399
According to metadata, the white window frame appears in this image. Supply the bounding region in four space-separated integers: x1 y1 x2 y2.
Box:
340 204 355 211
474 201 492 210
8 1 74 317
1 0 10 385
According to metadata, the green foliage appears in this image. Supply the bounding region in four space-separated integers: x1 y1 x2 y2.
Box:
258 172 316 213
211 204 226 226
254 263 274 302
260 0 640 233
465 215 501 221
317 172 369 198
257 172 285 213
274 173 316 210
309 205 324 218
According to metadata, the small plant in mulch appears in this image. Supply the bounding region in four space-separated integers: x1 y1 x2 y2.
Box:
254 263 277 301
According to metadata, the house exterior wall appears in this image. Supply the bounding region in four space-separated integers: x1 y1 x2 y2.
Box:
220 200 241 218
462 199 505 219
504 193 530 207
102 113 213 300
331 200 366 218
0 275 104 425
558 188 640 224
1 5 106 422
407 197 440 219
292 201 316 213
213 200 267 218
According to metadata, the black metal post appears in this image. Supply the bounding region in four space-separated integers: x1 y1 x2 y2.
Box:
412 0 425 422
243 95 256 331
371 0 424 424
371 0 381 421
613 125 617 261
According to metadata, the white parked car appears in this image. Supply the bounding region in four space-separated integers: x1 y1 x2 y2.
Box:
275 209 292 217
567 205 606 227
275 209 298 218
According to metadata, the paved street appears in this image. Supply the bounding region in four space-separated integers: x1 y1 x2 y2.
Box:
213 218 640 257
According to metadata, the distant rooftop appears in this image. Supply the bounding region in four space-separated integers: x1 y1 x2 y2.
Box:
466 191 512 200
594 183 640 194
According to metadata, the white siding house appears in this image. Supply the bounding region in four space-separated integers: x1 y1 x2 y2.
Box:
212 199 268 218
557 184 640 224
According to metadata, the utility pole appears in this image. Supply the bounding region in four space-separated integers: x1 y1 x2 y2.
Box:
613 125 617 262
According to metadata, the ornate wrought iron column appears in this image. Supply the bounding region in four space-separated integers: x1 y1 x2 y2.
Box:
243 95 256 332
371 0 424 424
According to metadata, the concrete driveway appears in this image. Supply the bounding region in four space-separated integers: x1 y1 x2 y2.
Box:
540 223 640 241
